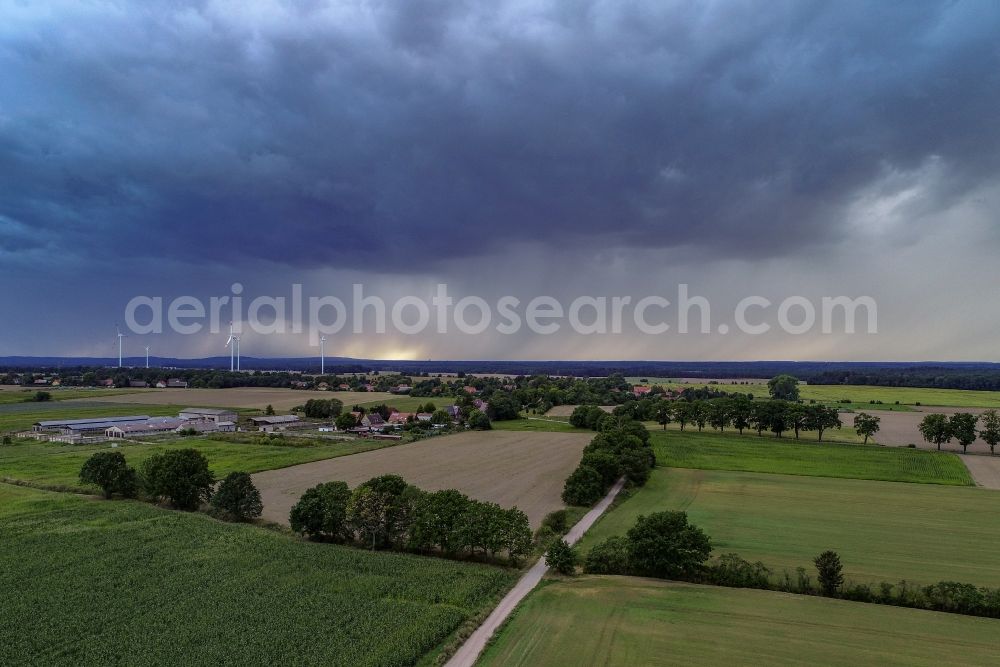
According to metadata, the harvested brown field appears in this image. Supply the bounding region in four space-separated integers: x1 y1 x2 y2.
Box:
962 455 1000 489
874 408 995 453
253 430 591 527
63 387 396 411
544 405 614 417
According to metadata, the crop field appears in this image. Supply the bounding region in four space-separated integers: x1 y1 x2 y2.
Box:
579 467 1000 587
0 484 514 666
650 430 973 485
253 430 591 528
479 577 1000 667
491 418 591 433
0 437 396 491
799 384 1000 408
66 387 399 411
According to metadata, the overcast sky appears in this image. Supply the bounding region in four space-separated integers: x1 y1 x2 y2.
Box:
2 1 999 361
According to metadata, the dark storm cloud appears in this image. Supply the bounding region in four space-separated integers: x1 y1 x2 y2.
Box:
1 0 998 271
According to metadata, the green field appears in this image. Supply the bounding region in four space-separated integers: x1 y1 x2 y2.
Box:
0 437 396 491
0 402 186 433
800 384 1000 408
0 483 514 665
0 388 144 405
579 467 1000 586
650 430 972 485
479 576 1000 667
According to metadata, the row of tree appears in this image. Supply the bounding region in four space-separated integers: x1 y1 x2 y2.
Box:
562 417 656 506
79 449 262 521
289 475 533 565
919 410 1000 452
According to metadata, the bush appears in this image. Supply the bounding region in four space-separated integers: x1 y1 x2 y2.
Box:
561 465 605 506
545 539 579 575
140 449 214 510
468 409 492 430
708 553 772 589
626 511 712 579
33 391 52 402
583 536 630 574
290 481 352 541
210 472 263 521
303 398 344 419
540 509 569 535
79 451 139 499
814 550 845 596
1 435 12 445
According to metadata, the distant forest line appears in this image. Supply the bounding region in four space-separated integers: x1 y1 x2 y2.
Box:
5 358 1000 392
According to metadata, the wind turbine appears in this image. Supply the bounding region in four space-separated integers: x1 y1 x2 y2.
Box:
226 323 242 372
144 345 150 369
115 326 126 368
320 336 327 375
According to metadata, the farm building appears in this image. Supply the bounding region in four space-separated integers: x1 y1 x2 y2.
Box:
33 415 151 435
250 415 303 432
105 418 187 438
360 413 386 431
129 380 148 388
167 379 189 388
179 407 238 423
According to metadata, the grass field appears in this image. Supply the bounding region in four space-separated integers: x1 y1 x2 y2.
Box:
579 467 1000 586
0 387 144 404
0 437 396 492
650 430 973 485
253 430 592 528
800 384 1000 408
479 576 1000 667
0 483 514 666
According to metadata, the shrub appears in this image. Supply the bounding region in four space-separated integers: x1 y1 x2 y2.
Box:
32 391 52 402
814 550 845 596
561 465 605 506
290 481 352 540
626 511 712 579
141 449 214 510
303 398 344 419
708 553 772 588
2 435 12 445
468 409 492 430
79 451 139 499
583 536 630 574
540 509 569 535
545 539 579 575
210 472 263 521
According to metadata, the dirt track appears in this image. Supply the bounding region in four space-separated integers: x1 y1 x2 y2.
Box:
252 430 591 527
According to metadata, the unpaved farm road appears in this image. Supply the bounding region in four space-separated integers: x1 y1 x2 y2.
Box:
445 477 626 667
252 430 591 528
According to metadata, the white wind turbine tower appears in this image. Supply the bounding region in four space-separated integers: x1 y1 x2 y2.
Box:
115 326 126 368
320 336 327 375
144 346 150 369
226 323 242 372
